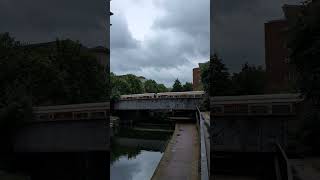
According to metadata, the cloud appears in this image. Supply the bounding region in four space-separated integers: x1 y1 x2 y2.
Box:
111 0 209 86
211 0 302 72
0 0 108 47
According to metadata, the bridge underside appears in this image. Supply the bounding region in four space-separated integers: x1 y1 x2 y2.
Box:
14 119 109 152
114 98 202 110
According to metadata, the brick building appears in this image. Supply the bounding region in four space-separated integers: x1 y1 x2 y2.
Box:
265 5 301 93
193 67 201 90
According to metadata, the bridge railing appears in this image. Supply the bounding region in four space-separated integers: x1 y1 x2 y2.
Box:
274 142 293 180
31 102 110 122
196 106 210 180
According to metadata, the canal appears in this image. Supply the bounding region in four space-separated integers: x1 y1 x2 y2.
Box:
110 118 174 180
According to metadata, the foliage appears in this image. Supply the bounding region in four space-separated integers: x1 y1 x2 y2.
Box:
124 74 144 94
200 61 210 92
182 82 193 91
157 84 168 92
144 80 159 93
203 54 267 96
287 0 320 104
0 33 108 150
287 0 320 153
231 63 266 95
110 73 144 99
171 79 183 92
208 54 233 96
110 73 169 99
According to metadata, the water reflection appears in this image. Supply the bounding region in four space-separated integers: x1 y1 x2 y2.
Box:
111 150 163 180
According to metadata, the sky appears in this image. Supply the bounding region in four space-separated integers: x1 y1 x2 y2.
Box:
211 0 302 72
111 0 210 87
0 0 108 48
0 0 302 87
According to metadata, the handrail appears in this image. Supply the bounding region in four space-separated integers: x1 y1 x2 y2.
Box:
196 106 210 180
274 142 293 180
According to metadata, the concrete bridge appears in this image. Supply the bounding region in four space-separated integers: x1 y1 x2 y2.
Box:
114 91 204 110
210 93 303 153
14 102 110 152
210 93 304 180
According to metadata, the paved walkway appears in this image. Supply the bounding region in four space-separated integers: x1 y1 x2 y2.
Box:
151 123 200 180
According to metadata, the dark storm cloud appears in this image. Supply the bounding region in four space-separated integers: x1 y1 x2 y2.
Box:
0 0 108 47
111 0 209 85
211 0 301 72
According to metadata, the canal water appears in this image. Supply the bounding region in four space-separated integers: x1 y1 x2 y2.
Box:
110 127 172 180
111 148 163 180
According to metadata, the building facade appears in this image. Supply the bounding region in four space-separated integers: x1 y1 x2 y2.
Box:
264 5 301 93
193 67 202 91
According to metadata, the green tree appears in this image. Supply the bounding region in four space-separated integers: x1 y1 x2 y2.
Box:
209 54 233 96
0 33 109 150
287 0 320 153
287 0 320 104
157 84 168 92
231 63 266 95
144 80 159 93
171 79 183 92
200 61 210 92
124 74 144 94
182 82 193 91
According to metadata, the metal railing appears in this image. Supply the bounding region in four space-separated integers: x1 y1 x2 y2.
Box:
196 106 210 180
274 143 293 180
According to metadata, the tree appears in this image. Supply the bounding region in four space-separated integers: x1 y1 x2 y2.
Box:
286 0 320 153
209 54 233 96
182 82 193 91
200 61 210 92
0 33 109 150
171 79 183 92
144 80 158 93
124 74 144 94
157 84 168 92
231 62 266 95
287 0 320 104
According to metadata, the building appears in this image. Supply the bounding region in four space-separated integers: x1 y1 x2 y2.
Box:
264 5 301 93
193 65 203 91
193 67 201 90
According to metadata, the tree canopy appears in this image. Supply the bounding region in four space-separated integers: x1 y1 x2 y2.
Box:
201 54 267 96
171 79 183 92
110 73 169 100
287 0 320 104
0 33 109 149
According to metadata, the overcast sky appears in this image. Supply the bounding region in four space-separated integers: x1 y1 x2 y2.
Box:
211 0 301 72
111 0 210 87
0 0 108 48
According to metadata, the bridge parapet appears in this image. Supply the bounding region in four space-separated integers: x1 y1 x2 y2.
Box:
31 102 110 122
211 93 303 116
211 93 304 153
14 102 110 152
115 98 202 110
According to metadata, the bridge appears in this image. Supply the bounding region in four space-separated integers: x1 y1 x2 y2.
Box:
114 91 204 110
13 91 204 153
14 102 110 152
210 93 304 180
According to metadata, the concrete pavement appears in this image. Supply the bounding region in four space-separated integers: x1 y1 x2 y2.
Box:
151 123 200 180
